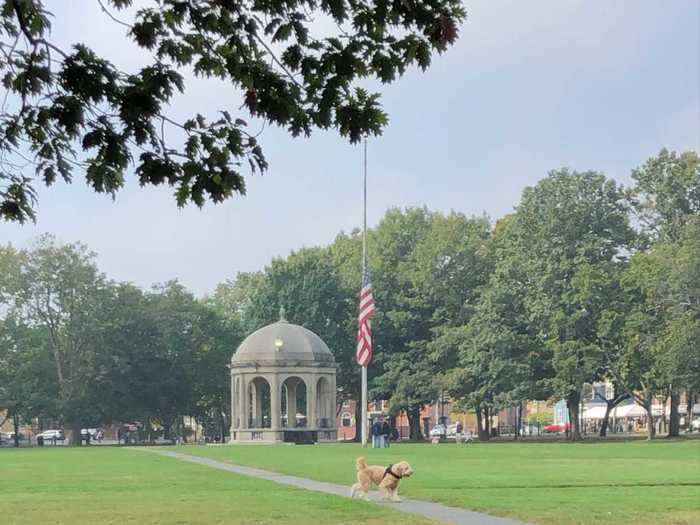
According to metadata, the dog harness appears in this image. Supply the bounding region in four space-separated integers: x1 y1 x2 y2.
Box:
382 464 402 480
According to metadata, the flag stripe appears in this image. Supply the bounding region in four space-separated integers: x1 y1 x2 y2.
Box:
356 265 376 368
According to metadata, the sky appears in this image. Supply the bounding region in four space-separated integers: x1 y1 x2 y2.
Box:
1 0 698 296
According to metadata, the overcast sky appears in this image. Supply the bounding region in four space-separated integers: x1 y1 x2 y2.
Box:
1 1 698 295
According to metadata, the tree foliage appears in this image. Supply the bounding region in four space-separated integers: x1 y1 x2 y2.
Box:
631 149 700 241
0 0 464 222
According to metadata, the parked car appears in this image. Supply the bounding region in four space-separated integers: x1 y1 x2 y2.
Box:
543 422 571 434
429 424 447 438
691 418 700 431
0 431 15 444
81 428 98 439
37 429 64 441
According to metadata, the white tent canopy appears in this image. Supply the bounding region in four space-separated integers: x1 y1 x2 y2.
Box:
614 404 646 418
580 402 698 420
582 406 608 419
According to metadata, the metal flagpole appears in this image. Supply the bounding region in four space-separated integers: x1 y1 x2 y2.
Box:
361 137 368 447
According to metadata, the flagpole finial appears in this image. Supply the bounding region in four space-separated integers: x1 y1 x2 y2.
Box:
279 305 287 322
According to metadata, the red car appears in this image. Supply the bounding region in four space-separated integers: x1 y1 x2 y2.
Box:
543 422 571 433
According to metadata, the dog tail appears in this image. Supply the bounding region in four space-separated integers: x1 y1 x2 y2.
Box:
356 456 367 471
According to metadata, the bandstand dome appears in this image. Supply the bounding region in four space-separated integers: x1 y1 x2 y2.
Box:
231 318 335 367
229 308 337 444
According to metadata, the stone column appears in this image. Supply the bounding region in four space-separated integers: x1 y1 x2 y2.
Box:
286 379 297 428
230 371 236 437
240 374 249 429
270 373 281 430
330 373 337 427
307 375 317 429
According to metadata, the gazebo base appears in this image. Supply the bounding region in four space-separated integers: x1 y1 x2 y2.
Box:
230 428 337 444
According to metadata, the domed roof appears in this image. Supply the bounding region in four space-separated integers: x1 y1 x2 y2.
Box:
232 310 335 367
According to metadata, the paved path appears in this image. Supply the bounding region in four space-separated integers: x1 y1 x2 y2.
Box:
133 448 532 525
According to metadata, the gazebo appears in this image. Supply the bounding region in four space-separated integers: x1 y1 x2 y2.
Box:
229 309 337 443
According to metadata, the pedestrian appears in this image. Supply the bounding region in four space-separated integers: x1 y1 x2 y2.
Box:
381 419 391 448
456 421 463 443
371 419 383 448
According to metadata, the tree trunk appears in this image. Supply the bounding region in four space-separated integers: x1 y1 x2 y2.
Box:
220 411 227 443
519 403 524 438
12 414 20 448
600 403 612 438
143 421 149 444
407 405 423 441
599 394 628 437
69 422 82 447
475 407 488 441
567 393 582 441
643 399 655 440
518 403 524 439
668 391 680 437
163 417 173 442
474 407 486 441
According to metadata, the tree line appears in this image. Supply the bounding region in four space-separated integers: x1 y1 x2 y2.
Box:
0 249 240 446
1 148 698 444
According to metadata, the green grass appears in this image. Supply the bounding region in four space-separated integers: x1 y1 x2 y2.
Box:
173 439 700 525
0 447 435 525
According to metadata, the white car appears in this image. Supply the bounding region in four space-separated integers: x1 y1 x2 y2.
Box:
429 424 447 437
37 429 64 441
81 428 98 438
446 423 460 437
691 418 700 431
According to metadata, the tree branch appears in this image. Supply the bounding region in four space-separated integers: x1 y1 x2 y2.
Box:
96 0 133 29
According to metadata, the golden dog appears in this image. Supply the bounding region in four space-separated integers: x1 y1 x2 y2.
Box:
350 456 413 502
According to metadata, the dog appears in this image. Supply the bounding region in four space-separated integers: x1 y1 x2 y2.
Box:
350 456 413 502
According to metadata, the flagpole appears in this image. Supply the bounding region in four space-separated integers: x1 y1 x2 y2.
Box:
361 137 368 448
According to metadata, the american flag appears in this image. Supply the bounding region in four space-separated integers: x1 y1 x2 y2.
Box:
356 263 376 367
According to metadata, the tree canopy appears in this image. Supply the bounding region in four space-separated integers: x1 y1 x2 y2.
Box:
0 0 464 222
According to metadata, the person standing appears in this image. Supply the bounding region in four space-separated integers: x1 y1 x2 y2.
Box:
456 421 463 443
381 420 391 448
371 419 383 448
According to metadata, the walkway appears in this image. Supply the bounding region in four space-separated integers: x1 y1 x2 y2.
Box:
134 448 533 525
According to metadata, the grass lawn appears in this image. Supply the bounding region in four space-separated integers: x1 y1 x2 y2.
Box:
0 447 436 525
174 439 700 525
